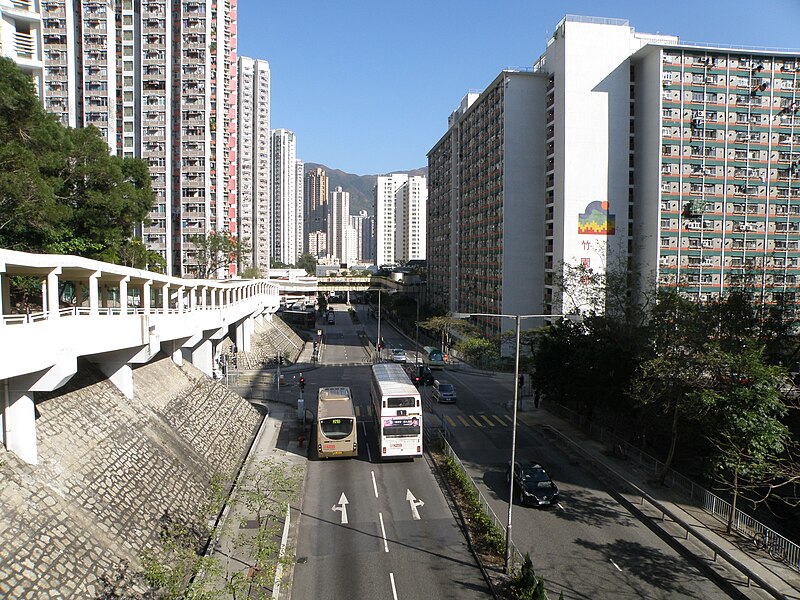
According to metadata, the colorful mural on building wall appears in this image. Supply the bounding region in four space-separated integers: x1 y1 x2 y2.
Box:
578 201 615 235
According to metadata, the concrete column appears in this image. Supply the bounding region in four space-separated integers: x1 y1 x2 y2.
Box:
188 337 213 376
74 281 84 310
167 339 183 367
143 281 152 314
161 282 169 314
177 286 186 313
119 277 129 314
89 272 100 316
234 321 246 353
189 285 197 311
94 354 134 400
0 272 8 325
241 317 253 352
3 375 38 465
47 269 60 319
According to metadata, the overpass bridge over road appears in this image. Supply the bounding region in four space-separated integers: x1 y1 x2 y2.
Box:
0 249 280 466
277 276 418 298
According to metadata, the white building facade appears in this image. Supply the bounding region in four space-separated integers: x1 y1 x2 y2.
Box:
374 173 427 266
238 56 271 274
328 186 350 262
37 0 239 277
0 0 44 101
270 129 302 265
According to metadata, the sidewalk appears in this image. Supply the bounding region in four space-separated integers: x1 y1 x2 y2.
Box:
518 406 800 600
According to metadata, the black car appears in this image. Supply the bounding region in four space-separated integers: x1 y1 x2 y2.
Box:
405 364 434 386
416 365 434 386
506 461 559 507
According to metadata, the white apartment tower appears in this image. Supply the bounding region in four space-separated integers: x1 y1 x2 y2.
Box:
350 210 374 263
397 176 427 262
295 159 305 261
375 173 427 265
271 129 302 265
328 186 350 262
428 15 800 337
238 56 271 274
0 0 44 101
38 0 239 277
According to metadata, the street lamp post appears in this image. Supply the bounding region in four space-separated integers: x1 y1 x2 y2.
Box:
453 311 564 575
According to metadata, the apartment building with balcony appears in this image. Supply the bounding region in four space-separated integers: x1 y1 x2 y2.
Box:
238 56 270 274
37 0 238 277
428 15 800 338
427 74 545 337
271 129 303 265
328 185 350 263
374 173 428 266
633 42 800 309
0 0 44 100
304 166 329 253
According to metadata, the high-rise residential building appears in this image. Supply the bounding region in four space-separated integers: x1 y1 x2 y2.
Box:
304 167 329 252
271 129 302 265
342 225 358 265
308 230 327 259
397 176 427 262
1 0 44 100
238 56 271 274
350 210 375 263
295 159 305 261
428 15 800 338
374 173 427 266
38 0 238 277
428 74 544 337
328 186 350 262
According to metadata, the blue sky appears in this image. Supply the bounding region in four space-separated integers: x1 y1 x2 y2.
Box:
239 1 800 176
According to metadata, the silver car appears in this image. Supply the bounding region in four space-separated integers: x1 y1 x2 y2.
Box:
391 348 407 363
432 380 456 403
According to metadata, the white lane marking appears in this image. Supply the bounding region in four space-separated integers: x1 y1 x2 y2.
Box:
405 489 424 520
379 512 389 552
371 470 379 498
556 502 564 510
332 492 349 524
389 572 398 600
610 559 623 572
363 421 372 462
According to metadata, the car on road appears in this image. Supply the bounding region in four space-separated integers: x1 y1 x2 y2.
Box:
391 348 407 363
405 364 434 386
506 461 559 507
432 380 456 403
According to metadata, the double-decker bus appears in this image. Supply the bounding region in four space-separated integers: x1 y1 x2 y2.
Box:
423 346 445 369
370 363 422 459
316 387 358 458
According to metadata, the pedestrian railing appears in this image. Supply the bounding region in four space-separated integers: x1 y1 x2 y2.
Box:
546 401 800 573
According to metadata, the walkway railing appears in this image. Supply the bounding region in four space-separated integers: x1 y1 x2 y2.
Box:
546 401 800 572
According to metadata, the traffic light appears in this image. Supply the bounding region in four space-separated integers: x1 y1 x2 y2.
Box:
518 374 524 388
299 376 306 392
279 356 284 365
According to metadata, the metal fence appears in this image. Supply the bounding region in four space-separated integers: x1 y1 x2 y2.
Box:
546 402 800 572
438 434 525 569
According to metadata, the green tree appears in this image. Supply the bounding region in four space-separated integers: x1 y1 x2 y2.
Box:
295 252 317 275
696 345 795 532
188 230 241 278
118 238 166 273
0 57 154 262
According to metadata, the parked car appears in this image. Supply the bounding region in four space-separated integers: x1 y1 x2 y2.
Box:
432 380 456 403
506 461 559 507
391 348 407 363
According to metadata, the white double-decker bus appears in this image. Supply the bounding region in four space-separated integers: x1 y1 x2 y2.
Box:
370 363 422 459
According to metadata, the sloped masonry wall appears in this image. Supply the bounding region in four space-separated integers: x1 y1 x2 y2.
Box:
0 356 262 598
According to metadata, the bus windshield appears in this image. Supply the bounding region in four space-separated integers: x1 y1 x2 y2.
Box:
320 417 354 440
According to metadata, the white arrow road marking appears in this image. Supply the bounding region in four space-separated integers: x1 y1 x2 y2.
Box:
332 492 349 524
406 489 425 520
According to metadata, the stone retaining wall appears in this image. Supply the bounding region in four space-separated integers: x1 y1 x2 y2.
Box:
0 355 261 597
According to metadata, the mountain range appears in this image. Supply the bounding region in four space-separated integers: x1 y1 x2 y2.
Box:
304 163 427 217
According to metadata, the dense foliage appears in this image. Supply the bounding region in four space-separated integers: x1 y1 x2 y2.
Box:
0 58 155 266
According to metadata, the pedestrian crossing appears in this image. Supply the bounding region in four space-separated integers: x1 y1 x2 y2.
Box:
354 405 514 428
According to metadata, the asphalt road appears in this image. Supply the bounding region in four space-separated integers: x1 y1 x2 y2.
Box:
292 304 734 598
290 305 491 600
